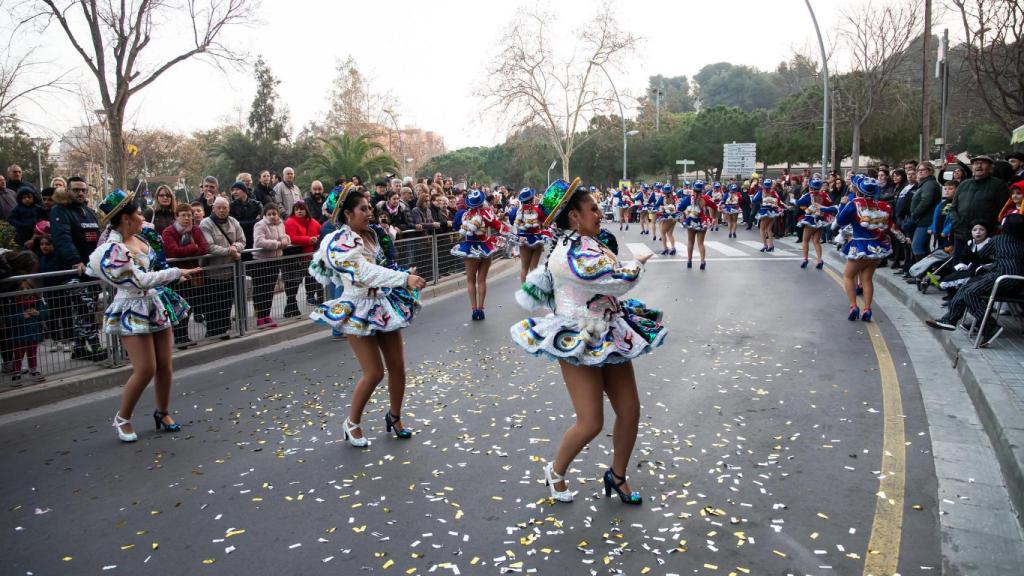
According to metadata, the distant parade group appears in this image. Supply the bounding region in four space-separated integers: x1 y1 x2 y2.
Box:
89 170 894 505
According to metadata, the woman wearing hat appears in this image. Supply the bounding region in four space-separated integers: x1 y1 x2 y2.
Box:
833 174 893 322
510 187 551 283
653 185 679 255
721 183 743 238
611 185 631 231
752 179 783 252
511 178 666 505
794 176 837 270
88 190 201 442
309 184 427 447
679 181 716 269
450 189 508 320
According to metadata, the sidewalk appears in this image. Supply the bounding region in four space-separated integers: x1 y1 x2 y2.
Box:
0 258 516 416
823 245 1024 534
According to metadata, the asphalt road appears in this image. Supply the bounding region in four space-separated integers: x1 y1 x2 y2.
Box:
1 227 945 576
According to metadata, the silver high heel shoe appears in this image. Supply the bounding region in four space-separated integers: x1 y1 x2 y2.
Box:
342 418 369 448
113 412 138 443
543 462 574 502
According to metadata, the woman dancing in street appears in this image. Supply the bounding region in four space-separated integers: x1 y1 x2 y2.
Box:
721 183 742 238
794 176 836 270
89 190 199 442
752 178 782 252
451 189 507 320
656 185 679 255
511 178 666 505
309 184 427 447
612 185 631 231
834 175 893 322
510 187 551 283
709 181 724 231
680 180 716 270
635 185 653 236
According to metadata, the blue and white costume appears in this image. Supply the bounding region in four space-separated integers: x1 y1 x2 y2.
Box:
88 229 189 336
795 179 836 229
309 225 419 335
680 193 715 231
511 232 666 365
509 188 551 248
721 184 743 214
753 179 783 222
655 192 679 221
835 177 893 260
612 188 631 209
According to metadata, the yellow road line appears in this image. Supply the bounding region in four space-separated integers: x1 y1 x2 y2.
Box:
824 268 906 576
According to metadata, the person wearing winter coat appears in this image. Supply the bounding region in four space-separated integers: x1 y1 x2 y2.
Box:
229 181 263 251
250 203 291 328
199 197 245 339
162 203 209 348
282 200 322 315
8 187 45 246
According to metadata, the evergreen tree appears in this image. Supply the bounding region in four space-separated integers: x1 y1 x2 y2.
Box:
247 56 289 144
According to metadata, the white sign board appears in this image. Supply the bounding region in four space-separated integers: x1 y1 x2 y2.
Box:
723 143 756 176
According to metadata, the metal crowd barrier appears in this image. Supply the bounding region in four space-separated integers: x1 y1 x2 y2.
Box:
0 231 503 386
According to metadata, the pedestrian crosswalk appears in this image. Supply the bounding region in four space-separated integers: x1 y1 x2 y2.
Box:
625 237 805 262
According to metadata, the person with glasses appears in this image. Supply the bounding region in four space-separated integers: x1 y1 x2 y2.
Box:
909 162 941 262
147 185 177 234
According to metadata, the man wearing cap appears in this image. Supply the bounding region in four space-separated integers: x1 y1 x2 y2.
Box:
950 155 1010 263
273 167 302 214
1008 152 1024 184
229 180 263 250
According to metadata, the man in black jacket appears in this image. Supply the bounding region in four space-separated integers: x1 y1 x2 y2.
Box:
229 181 262 250
909 162 941 258
305 180 327 223
950 155 1010 263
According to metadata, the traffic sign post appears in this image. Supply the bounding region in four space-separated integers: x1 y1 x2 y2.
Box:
676 159 694 179
723 143 756 178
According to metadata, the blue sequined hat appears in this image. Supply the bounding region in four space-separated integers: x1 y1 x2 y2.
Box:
323 182 356 224
466 189 485 208
728 183 739 191
809 177 824 190
97 188 137 228
541 177 582 227
762 178 774 188
692 180 706 192
712 181 722 189
852 174 881 198
518 187 536 202
661 183 672 192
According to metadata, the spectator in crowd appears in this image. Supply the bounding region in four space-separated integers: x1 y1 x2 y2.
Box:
229 180 263 250
236 172 253 192
1008 152 1024 184
877 169 895 203
189 200 204 223
938 161 970 186
9 188 45 246
39 187 55 222
5 165 32 202
273 166 302 214
50 177 66 190
379 190 412 233
372 181 387 207
928 180 956 251
251 203 290 329
305 180 327 223
910 161 941 259
998 180 1024 222
388 178 402 199
162 203 209 349
198 176 220 218
199 196 245 340
892 167 917 276
50 177 101 274
283 200 322 314
253 170 275 206
410 191 442 233
1 250 47 383
147 185 177 234
34 233 72 352
950 155 1010 264
0 175 16 218
429 192 452 231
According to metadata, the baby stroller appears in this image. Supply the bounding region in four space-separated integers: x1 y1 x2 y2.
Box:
908 248 952 294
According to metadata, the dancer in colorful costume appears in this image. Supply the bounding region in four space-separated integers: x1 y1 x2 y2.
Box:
794 176 836 270
753 178 782 252
509 187 551 283
89 189 199 442
612 185 632 231
834 174 893 322
655 184 679 255
721 183 743 238
309 183 427 446
635 185 653 236
451 189 509 320
511 177 666 505
679 180 716 270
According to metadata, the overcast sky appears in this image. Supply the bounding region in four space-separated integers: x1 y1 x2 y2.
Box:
12 0 954 151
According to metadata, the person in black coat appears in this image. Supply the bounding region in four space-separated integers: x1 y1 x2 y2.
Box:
8 187 45 246
252 170 276 206
228 181 262 250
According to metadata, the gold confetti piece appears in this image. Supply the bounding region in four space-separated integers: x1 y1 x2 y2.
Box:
816 512 829 519
326 527 336 534
121 544 135 550
470 557 480 565
202 559 215 565
62 557 73 562
151 543 159 551
150 510 161 516
772 550 788 558
810 532 819 540
641 567 651 574
352 525 366 533
491 496 503 501
225 529 246 538
737 568 750 574
912 504 924 510
455 510 463 520
704 563 718 570
406 569 416 575
382 559 394 569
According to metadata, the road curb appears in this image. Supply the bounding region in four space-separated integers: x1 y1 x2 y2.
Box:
824 250 1024 532
0 259 516 417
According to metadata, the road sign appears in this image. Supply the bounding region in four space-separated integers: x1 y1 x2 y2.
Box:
723 143 756 176
676 159 694 174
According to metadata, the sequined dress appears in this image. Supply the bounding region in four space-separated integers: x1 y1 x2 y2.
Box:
87 229 189 336
835 197 893 260
451 206 506 259
510 233 666 366
680 193 715 231
308 225 419 336
512 203 551 247
795 191 836 229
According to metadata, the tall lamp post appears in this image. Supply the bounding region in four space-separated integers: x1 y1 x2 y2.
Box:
592 61 634 181
624 130 640 181
547 159 558 187
804 0 830 175
31 137 46 189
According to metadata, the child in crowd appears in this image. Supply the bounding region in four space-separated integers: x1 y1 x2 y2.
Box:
928 180 956 251
9 188 44 246
2 251 48 383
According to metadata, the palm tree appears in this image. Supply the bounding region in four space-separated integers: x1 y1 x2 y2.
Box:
302 133 399 186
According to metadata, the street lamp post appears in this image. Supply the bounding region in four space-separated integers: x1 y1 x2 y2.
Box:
592 61 632 181
624 130 639 182
804 0 830 175
31 137 45 189
547 159 558 187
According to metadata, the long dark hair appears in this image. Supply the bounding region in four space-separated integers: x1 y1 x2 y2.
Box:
338 189 368 225
110 198 142 229
553 189 590 230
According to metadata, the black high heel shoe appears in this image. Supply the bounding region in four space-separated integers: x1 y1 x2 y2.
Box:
384 411 413 439
153 410 181 432
603 468 642 505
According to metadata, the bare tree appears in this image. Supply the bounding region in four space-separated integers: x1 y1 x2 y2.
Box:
837 0 921 170
950 0 1023 136
32 0 255 189
480 2 638 180
322 56 400 141
0 9 74 122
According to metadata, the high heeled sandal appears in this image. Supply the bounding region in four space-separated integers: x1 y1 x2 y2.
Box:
153 410 181 432
384 411 413 439
113 412 138 443
543 462 574 502
603 468 641 505
342 418 369 447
